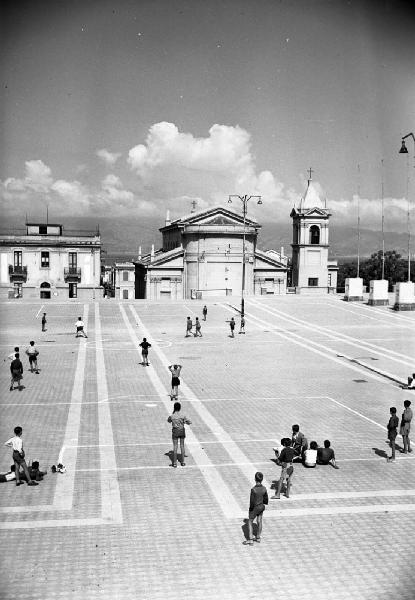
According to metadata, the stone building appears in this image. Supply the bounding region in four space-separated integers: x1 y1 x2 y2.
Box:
136 206 288 300
0 222 101 300
113 261 136 300
290 175 338 293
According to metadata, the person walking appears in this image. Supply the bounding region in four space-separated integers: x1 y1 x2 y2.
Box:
75 317 88 338
25 341 39 374
239 315 246 334
229 317 235 338
243 472 268 545
202 305 208 321
10 353 23 391
167 402 191 468
185 317 193 337
194 317 202 337
4 426 38 486
41 313 47 332
387 407 399 462
139 338 151 366
168 364 182 399
400 400 413 454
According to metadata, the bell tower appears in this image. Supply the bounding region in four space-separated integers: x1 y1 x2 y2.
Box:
290 169 332 291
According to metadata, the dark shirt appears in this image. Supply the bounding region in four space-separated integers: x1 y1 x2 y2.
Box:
139 341 151 352
249 483 269 511
387 415 399 433
10 358 23 374
41 316 46 323
317 447 335 463
279 447 295 463
230 320 235 329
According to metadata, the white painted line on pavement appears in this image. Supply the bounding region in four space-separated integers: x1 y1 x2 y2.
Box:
120 304 241 518
234 503 415 519
35 305 44 319
249 298 414 365
95 302 123 524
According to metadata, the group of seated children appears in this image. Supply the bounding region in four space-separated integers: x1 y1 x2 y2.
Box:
0 461 46 484
271 425 339 500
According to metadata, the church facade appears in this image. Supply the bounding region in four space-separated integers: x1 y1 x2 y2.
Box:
135 206 288 300
290 176 338 293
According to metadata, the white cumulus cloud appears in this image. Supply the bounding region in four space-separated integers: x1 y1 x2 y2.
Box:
96 148 122 166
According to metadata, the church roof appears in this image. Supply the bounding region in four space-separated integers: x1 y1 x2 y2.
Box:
300 180 324 210
160 205 260 231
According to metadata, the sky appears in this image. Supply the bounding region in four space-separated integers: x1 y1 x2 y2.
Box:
1 0 415 234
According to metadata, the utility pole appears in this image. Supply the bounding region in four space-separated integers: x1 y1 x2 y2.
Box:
228 195 262 317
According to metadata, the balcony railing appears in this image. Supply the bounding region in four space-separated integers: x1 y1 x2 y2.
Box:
9 265 28 282
64 267 81 281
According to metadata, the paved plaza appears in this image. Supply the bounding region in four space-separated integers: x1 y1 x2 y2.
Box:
1 294 415 600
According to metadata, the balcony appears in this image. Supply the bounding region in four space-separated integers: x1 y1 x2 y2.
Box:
64 267 81 282
9 265 27 282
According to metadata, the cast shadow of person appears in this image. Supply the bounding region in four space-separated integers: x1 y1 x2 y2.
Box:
372 447 388 459
241 518 258 542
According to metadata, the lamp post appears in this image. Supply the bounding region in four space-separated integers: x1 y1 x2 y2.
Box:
228 194 262 317
399 132 414 282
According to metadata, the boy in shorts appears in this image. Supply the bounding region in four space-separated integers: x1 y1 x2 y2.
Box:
244 471 268 545
4 427 38 486
25 341 39 374
387 407 399 462
75 317 88 338
139 338 151 366
272 438 295 499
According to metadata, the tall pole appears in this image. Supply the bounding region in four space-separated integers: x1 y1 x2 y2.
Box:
241 197 247 318
381 159 385 280
357 164 361 278
228 194 262 318
399 132 414 282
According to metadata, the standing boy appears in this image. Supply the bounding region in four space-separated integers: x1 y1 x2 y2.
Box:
139 337 151 366
5 347 19 362
387 407 399 462
272 438 295 499
194 317 202 337
41 313 47 332
239 315 246 334
75 317 88 338
400 400 413 454
10 353 23 391
244 471 268 545
185 317 193 337
25 341 39 374
202 305 207 321
4 427 38 486
229 317 235 337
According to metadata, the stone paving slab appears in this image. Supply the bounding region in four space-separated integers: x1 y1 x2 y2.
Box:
1 296 415 599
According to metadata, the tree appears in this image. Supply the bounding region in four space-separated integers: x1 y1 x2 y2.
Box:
360 250 406 291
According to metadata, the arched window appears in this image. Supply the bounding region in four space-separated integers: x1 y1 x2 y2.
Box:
310 225 320 244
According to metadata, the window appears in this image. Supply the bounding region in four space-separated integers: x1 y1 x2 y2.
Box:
69 252 77 269
69 283 77 298
41 251 50 268
14 251 22 267
308 278 318 287
123 271 129 281
123 289 129 299
310 225 320 244
39 225 47 235
40 281 51 299
328 273 332 287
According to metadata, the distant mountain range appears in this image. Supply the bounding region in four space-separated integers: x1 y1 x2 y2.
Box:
1 215 410 264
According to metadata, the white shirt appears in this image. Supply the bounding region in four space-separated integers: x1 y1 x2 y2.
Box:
7 352 18 361
304 448 317 466
4 436 23 452
76 320 84 329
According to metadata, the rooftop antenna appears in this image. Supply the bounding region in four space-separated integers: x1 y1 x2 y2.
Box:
406 152 411 282
357 164 361 277
381 159 385 280
46 204 49 224
190 199 197 213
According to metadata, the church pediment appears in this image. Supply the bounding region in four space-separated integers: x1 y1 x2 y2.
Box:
303 207 329 216
161 205 259 231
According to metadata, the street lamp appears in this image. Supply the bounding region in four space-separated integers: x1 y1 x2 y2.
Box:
399 132 414 282
228 194 262 317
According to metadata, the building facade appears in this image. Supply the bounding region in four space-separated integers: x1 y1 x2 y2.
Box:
113 262 135 299
0 223 102 300
290 176 338 293
136 206 288 300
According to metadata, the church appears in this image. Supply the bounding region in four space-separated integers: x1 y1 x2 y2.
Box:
133 172 337 300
